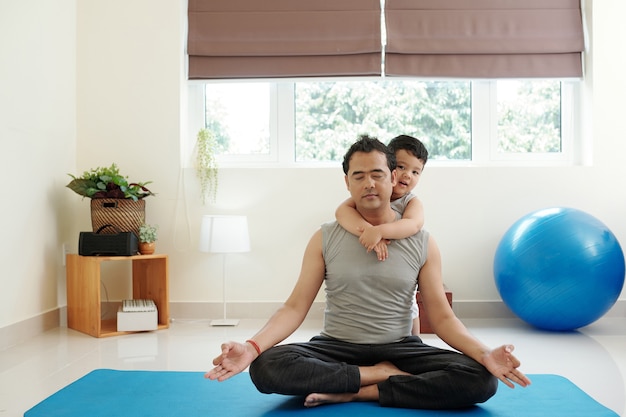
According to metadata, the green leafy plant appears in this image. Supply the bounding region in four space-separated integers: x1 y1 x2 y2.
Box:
193 128 219 205
138 223 158 243
66 163 154 201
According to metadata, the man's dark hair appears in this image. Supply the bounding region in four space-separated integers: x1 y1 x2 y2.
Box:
388 135 429 166
342 134 396 175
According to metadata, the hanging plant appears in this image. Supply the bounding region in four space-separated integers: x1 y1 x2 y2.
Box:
193 128 219 205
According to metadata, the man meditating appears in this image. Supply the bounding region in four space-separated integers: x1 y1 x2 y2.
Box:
206 135 531 410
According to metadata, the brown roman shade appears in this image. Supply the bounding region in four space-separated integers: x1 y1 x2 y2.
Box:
187 0 382 79
384 0 585 78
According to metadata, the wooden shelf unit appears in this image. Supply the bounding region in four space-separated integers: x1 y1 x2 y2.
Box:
66 253 169 338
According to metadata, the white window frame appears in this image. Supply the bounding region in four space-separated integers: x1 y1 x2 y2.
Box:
472 80 580 166
186 78 583 168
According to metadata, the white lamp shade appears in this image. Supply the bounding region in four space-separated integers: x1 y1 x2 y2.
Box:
199 215 251 254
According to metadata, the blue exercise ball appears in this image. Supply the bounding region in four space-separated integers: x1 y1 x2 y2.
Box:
494 207 625 331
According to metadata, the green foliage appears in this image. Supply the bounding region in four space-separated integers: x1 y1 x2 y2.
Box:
201 80 560 163
66 163 154 201
194 128 219 205
204 98 232 154
294 80 472 161
138 223 158 243
497 81 561 153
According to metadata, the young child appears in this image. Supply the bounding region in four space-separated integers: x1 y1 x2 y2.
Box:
335 134 429 334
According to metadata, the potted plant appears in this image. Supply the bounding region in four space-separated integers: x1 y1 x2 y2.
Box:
67 163 154 200
138 223 158 255
66 164 155 237
193 128 219 205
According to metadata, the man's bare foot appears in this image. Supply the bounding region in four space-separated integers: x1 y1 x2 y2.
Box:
303 362 410 408
360 361 411 386
304 392 356 407
304 385 379 408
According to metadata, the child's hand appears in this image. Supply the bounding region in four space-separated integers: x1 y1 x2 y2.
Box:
372 240 390 261
358 226 384 251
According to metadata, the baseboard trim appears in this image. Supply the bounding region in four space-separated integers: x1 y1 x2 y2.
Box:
2 300 624 348
168 301 327 321
453 299 626 319
0 308 60 351
169 299 626 321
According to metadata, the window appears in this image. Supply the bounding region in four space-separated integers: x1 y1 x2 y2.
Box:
187 78 580 167
294 80 471 162
205 83 271 156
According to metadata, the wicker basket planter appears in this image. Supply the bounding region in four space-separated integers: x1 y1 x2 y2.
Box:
67 164 154 239
90 199 145 238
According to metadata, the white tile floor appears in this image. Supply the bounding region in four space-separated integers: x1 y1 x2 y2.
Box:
2 317 625 417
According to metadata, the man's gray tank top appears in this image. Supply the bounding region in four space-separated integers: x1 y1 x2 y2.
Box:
320 220 429 344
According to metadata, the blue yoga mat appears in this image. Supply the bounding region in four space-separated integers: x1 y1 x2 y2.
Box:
24 369 617 417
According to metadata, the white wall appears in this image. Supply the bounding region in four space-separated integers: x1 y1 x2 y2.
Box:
2 0 625 332
0 0 77 329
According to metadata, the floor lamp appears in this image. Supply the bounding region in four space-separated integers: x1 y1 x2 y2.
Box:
199 215 250 326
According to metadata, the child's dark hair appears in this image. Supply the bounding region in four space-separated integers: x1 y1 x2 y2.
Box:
388 135 429 166
342 134 396 175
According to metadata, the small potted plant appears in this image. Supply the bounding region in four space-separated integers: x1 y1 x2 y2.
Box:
138 223 158 255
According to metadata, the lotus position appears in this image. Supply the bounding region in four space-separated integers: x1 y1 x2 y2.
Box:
206 135 530 410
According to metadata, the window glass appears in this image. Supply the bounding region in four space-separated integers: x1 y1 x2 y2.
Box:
196 79 575 166
204 83 270 155
294 81 471 162
496 80 561 154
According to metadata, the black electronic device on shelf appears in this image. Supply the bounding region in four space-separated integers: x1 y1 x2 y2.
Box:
78 224 138 256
